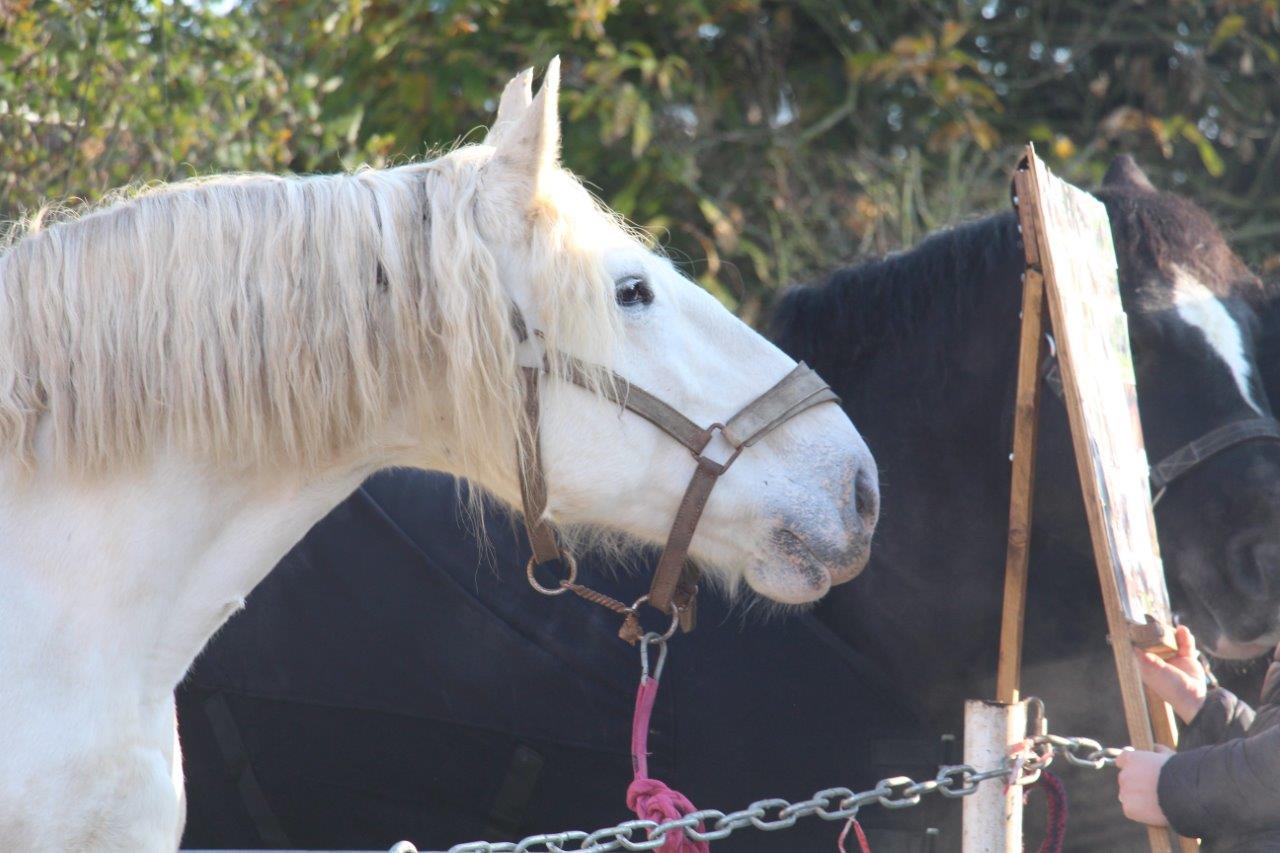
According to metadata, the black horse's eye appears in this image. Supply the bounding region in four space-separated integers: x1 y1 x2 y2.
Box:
615 276 654 307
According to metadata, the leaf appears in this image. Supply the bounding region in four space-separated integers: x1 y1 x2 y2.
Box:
940 21 967 50
630 98 651 157
1209 14 1246 52
1255 38 1279 65
738 237 773 285
1180 124 1225 177
966 115 999 150
844 52 883 81
1026 121 1054 142
697 197 735 246
610 161 651 216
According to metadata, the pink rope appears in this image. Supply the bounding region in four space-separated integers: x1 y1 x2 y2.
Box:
625 675 709 853
837 817 872 852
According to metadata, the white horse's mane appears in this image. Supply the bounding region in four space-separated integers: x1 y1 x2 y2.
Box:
0 148 623 485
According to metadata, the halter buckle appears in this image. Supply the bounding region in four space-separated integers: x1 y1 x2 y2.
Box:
695 423 743 474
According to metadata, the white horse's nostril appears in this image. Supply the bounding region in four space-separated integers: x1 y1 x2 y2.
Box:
855 467 879 527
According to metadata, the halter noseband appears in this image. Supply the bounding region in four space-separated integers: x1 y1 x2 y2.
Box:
1148 417 1280 504
1042 354 1280 506
515 325 840 642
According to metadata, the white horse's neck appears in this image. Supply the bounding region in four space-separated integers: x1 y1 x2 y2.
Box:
0 447 398 849
0 456 384 691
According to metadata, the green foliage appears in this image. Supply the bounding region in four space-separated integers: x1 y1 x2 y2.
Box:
4 0 1280 313
0 1 312 210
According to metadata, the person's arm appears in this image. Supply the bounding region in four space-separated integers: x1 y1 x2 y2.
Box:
1116 625 1256 828
1116 747 1174 827
1179 686 1255 749
1134 624 1257 745
1135 625 1210 725
1117 699 1264 831
1156 723 1280 838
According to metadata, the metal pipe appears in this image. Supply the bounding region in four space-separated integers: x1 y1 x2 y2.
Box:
962 699 1027 853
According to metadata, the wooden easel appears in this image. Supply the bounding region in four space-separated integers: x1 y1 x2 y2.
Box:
994 146 1197 853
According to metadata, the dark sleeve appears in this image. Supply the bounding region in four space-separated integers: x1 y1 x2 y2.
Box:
1179 687 1255 750
1257 655 1280 722
1157 722 1280 839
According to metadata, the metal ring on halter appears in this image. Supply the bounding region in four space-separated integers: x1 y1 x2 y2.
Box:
525 552 579 596
629 594 682 641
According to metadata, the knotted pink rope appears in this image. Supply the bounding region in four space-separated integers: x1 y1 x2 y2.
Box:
625 674 709 853
837 817 872 853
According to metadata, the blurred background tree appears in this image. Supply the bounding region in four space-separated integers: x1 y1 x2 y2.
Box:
4 0 1279 319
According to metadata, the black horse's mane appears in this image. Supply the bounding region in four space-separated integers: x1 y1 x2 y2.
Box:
772 184 1271 394
771 210 1025 384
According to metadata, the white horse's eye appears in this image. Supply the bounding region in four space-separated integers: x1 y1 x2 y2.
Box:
615 276 654 308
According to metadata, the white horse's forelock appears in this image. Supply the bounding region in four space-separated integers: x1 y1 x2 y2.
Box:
0 148 622 488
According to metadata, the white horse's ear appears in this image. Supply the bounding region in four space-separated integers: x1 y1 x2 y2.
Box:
488 57 561 202
485 67 534 147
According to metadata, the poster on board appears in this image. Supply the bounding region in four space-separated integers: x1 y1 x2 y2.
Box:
1026 151 1174 637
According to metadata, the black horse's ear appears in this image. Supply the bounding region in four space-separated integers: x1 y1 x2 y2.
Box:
1103 154 1158 193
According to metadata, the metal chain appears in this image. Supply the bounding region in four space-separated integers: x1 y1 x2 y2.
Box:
388 733 1124 853
1027 733 1126 771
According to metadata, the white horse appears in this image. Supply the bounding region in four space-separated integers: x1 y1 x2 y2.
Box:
0 60 878 850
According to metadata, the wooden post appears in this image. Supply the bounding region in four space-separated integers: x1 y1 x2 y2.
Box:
1145 680 1198 853
962 700 1026 852
1147 687 1200 853
995 167 1049 705
1148 687 1181 748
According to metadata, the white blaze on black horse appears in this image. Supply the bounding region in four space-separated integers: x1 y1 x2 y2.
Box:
1171 270 1265 416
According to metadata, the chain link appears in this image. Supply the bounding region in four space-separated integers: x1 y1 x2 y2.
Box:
393 732 1123 853
1032 733 1126 770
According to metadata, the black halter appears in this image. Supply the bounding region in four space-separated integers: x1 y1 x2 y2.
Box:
1148 418 1280 504
1041 351 1280 506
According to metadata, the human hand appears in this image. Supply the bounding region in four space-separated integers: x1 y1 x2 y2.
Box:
1135 624 1207 724
1115 746 1174 827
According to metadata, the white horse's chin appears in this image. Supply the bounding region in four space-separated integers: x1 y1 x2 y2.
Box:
744 559 834 605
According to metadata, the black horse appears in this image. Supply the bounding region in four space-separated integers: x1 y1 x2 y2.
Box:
769 155 1280 847
178 159 1280 852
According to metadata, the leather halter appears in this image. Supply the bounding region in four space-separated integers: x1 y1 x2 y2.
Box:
1149 417 1280 504
515 327 840 641
1042 354 1280 506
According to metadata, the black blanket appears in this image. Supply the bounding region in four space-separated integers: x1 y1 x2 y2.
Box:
179 470 947 851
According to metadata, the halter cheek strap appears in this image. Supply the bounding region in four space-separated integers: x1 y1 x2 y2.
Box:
516 332 839 643
1041 351 1280 505
606 362 838 614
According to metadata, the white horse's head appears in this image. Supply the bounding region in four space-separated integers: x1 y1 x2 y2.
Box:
465 61 879 604
0 59 877 608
